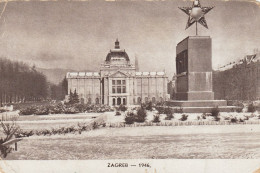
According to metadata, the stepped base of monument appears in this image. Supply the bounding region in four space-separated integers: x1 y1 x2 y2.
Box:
165 100 237 113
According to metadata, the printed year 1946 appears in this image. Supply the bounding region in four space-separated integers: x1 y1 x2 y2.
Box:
139 163 151 168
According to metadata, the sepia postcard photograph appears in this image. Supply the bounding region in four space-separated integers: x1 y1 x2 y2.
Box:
0 0 260 172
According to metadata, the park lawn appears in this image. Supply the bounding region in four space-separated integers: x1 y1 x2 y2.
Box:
1 113 103 131
5 125 260 160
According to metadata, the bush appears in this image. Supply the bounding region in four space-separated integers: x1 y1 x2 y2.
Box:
118 105 127 112
214 116 220 121
115 111 121 116
165 114 174 120
239 118 244 122
165 108 174 120
19 106 38 115
35 106 49 115
155 107 165 114
247 103 256 113
74 104 87 112
49 103 65 114
92 122 98 129
244 116 249 120
180 114 188 121
211 107 220 117
164 107 172 115
145 102 153 111
174 107 183 113
125 112 135 124
64 106 80 114
135 107 147 123
224 116 230 120
153 114 160 123
236 107 243 113
18 103 112 116
230 117 238 123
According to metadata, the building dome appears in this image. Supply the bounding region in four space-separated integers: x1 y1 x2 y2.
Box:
105 39 130 62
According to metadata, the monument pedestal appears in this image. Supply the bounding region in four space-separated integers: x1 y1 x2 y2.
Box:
165 100 236 113
167 36 234 113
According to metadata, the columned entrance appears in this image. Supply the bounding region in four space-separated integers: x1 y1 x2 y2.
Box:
112 96 127 106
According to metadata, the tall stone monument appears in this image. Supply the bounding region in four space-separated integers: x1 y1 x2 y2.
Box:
167 0 234 112
176 36 214 101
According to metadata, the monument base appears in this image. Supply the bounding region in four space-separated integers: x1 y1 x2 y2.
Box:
176 91 214 100
165 100 237 113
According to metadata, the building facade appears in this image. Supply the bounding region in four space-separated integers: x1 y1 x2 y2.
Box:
213 52 260 100
66 40 168 106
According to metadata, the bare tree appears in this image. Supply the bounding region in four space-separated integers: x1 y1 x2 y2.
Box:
0 119 19 158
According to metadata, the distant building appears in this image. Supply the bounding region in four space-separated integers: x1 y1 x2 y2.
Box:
66 40 168 106
213 52 260 100
167 75 177 100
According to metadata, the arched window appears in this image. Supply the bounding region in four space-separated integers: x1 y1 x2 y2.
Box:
133 98 136 104
117 98 121 105
152 97 156 103
113 98 116 106
123 98 126 105
145 97 149 103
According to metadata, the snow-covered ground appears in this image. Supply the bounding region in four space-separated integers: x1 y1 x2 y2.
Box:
6 125 260 159
104 110 260 124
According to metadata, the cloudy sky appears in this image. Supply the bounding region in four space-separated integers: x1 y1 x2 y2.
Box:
0 0 259 77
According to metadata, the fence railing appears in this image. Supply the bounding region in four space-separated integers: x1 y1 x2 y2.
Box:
0 112 19 121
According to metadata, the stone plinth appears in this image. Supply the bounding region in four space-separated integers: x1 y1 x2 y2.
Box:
175 36 214 100
166 36 235 113
167 100 227 107
165 100 237 113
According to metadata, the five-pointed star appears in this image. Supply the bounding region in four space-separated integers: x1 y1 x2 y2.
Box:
179 0 214 30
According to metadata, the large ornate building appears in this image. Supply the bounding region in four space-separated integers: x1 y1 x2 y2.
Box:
66 40 168 106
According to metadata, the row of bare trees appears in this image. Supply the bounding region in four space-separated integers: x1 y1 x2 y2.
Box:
0 58 48 106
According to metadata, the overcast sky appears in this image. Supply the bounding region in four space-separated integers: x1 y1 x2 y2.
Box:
0 0 259 77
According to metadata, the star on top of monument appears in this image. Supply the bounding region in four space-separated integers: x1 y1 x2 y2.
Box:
179 0 214 33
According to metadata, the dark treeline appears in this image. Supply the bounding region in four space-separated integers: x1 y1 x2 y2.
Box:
0 58 67 106
50 77 68 101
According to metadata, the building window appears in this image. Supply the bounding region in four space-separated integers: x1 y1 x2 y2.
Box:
113 98 116 106
112 80 126 93
112 86 116 93
117 97 121 105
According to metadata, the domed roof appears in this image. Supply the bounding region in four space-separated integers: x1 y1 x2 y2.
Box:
105 39 130 62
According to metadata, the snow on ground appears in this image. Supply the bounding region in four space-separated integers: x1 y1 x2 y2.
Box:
27 124 260 139
104 110 260 124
